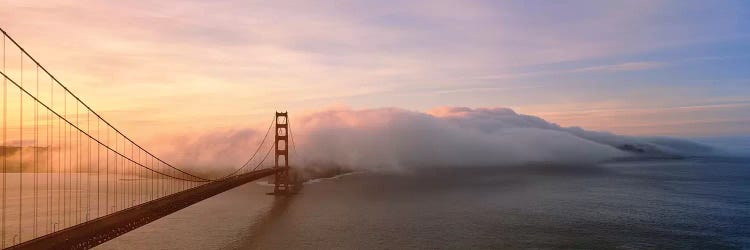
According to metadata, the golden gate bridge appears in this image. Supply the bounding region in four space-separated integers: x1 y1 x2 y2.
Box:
0 28 299 249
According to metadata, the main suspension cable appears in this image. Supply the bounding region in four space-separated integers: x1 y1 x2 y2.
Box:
250 139 276 172
0 71 205 182
217 117 275 180
0 28 210 182
287 117 298 158
0 28 289 187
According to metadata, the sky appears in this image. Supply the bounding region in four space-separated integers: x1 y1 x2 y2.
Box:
1 0 749 142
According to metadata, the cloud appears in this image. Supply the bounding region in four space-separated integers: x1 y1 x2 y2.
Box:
0 102 725 176
2 0 747 142
153 127 269 175
529 101 750 136
568 61 667 73
160 107 717 174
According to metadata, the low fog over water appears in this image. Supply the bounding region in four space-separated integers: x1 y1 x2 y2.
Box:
159 107 720 174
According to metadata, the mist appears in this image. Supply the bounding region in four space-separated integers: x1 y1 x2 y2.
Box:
155 128 269 176
154 107 718 173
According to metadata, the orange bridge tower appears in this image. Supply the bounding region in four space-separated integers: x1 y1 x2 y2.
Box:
271 111 292 194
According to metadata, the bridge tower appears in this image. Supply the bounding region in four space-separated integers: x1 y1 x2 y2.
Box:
271 111 292 194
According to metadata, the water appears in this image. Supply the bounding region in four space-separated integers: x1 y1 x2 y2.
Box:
88 157 750 249
0 173 194 247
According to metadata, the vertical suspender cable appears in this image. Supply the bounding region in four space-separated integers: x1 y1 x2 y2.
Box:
87 109 90 221
105 128 109 215
114 133 117 211
132 148 134 204
19 51 24 243
63 91 66 228
1 34 6 249
46 77 51 234
34 65 38 237
56 81 60 231
97 117 100 217
76 101 80 224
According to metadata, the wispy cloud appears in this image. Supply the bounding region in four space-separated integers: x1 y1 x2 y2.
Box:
527 101 750 136
568 61 667 73
0 0 747 138
474 60 669 80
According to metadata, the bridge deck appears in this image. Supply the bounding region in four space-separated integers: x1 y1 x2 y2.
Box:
10 167 286 250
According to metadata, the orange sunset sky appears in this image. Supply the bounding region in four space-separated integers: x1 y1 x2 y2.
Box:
1 0 749 143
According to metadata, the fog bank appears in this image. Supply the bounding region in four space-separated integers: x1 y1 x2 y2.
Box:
156 107 717 173
293 107 713 171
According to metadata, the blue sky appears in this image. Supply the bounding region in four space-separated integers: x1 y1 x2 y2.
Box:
1 0 749 137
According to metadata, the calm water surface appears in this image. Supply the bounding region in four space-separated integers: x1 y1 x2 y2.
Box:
97 158 750 249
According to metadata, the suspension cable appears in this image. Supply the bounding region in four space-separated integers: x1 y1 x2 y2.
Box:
0 71 206 182
0 28 211 182
217 117 275 179
287 117 298 158
0 28 287 188
250 138 276 172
